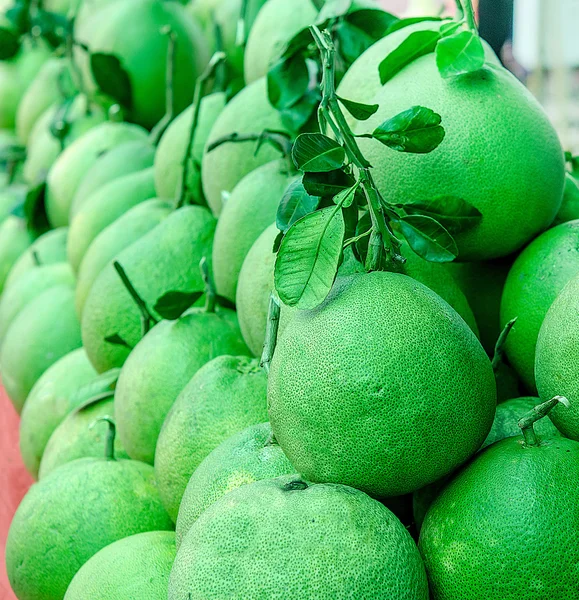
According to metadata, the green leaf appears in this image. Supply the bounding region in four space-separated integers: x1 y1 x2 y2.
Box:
279 89 320 133
439 21 462 36
22 182 50 236
292 133 346 172
435 30 485 78
385 16 444 35
279 27 313 60
216 295 236 310
277 180 320 233
345 9 399 40
370 105 445 154
316 0 352 23
336 95 378 121
267 55 309 110
396 196 482 234
153 290 204 320
379 29 441 85
352 210 372 263
302 169 355 197
334 19 376 65
68 368 121 410
333 183 358 208
0 27 19 60
104 334 132 349
90 53 132 109
275 205 345 309
393 215 458 262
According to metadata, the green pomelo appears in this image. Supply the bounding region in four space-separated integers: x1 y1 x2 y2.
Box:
23 96 106 185
536 275 579 439
176 422 293 547
72 139 155 216
16 57 70 144
5 226 68 289
154 92 226 201
355 60 565 260
553 172 579 225
169 475 428 600
155 355 267 521
419 419 579 599
45 121 149 227
268 272 496 497
19 348 104 479
202 77 288 216
81 205 216 372
213 160 297 302
76 200 172 316
67 167 156 272
78 0 210 129
500 220 579 391
0 263 74 342
64 531 176 600
0 284 81 412
40 395 129 479
243 0 318 83
115 306 249 466
6 456 173 600
0 216 34 293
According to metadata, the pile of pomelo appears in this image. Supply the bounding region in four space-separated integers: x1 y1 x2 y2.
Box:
1 0 578 598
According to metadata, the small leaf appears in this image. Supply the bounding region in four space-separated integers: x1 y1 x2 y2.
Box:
393 215 457 262
336 95 378 121
68 368 121 410
279 89 320 133
0 27 20 60
279 27 313 60
370 105 444 154
385 16 444 35
435 30 485 78
153 290 204 320
292 133 346 172
90 53 132 109
277 180 320 233
273 230 284 253
379 29 441 85
275 205 345 309
267 54 309 110
333 19 376 65
439 21 462 36
396 196 482 234
302 169 355 197
333 183 358 208
345 9 399 40
104 334 132 349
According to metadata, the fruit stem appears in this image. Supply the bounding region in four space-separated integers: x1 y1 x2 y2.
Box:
460 0 478 32
453 0 464 20
205 130 293 156
176 51 226 209
89 416 117 460
518 396 570 447
31 250 41 266
200 257 217 313
113 261 159 337
236 0 249 47
492 317 517 373
260 294 280 373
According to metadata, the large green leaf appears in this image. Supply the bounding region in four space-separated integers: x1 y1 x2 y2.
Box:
436 30 485 78
397 196 482 234
292 133 346 172
394 214 457 262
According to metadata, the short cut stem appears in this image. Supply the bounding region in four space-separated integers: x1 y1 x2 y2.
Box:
518 396 570 447
90 416 117 460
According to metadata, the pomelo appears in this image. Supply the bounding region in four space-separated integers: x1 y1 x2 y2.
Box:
169 475 429 599
0 216 34 293
155 355 268 520
268 272 496 497
553 171 579 225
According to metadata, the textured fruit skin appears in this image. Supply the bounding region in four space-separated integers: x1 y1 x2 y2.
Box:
6 457 173 600
0 285 82 412
268 272 496 497
64 531 175 600
67 167 157 271
202 77 288 216
355 60 565 261
75 200 172 316
244 0 318 83
39 396 130 479
169 475 429 600
155 355 268 521
176 422 293 547
19 348 99 479
154 92 226 201
213 160 297 302
501 220 579 391
536 275 579 439
419 435 579 599
115 308 249 466
79 0 210 129
554 172 579 225
0 263 74 341
0 216 34 293
81 205 216 372
45 122 149 227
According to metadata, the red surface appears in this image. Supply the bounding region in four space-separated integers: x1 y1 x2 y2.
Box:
0 386 33 600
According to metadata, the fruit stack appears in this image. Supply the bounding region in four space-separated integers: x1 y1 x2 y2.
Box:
1 0 577 598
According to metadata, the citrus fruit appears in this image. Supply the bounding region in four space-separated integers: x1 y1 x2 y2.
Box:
500 220 579 391
0 284 82 412
169 475 429 599
81 205 215 372
212 160 297 302
45 121 149 227
202 77 288 215
75 199 172 316
115 306 249 466
176 422 293 546
553 172 579 225
419 397 579 599
268 272 496 497
154 355 268 520
0 215 34 293
67 167 156 272
154 92 226 202
64 531 176 600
